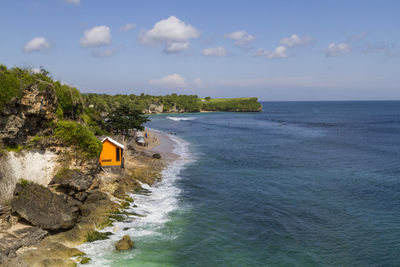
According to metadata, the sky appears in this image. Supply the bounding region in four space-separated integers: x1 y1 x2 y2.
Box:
1 0 399 101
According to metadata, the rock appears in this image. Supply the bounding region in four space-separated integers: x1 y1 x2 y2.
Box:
50 168 93 192
11 182 78 230
115 235 134 251
152 153 161 159
0 84 57 146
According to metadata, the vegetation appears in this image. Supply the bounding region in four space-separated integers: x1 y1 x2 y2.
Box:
85 231 112 242
17 178 29 187
201 97 262 112
54 120 102 159
106 104 149 132
80 257 91 264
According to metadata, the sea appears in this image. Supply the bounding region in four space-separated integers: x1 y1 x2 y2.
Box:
78 101 400 266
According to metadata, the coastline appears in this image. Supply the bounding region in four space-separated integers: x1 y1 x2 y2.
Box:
75 129 190 266
1 129 182 266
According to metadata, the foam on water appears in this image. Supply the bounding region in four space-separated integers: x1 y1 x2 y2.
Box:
76 134 193 266
166 116 197 121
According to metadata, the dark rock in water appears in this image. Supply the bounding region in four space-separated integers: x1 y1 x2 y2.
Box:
152 153 161 159
50 168 93 192
11 182 78 230
115 235 134 251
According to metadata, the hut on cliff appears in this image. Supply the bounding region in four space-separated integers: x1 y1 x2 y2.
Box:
99 137 124 168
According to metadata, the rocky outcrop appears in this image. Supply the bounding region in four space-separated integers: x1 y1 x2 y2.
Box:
11 182 79 230
115 235 134 251
50 168 93 193
0 83 57 146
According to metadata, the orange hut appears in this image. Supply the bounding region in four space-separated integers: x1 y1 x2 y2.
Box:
99 137 124 168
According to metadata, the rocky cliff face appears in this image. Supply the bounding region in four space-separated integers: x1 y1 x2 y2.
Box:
0 83 57 146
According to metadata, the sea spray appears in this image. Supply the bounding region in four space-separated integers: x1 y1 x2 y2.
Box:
76 134 193 266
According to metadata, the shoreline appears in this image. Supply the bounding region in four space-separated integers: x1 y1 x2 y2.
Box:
75 129 189 266
1 129 180 266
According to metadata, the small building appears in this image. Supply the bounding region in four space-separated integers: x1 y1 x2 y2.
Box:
99 137 124 168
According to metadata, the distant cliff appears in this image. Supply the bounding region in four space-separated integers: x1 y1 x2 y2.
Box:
84 94 263 114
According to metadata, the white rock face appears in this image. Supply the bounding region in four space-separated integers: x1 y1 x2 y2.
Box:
0 151 58 203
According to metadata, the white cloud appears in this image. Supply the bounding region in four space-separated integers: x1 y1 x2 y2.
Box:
164 41 189 54
253 46 288 59
326 42 351 57
119 23 136 32
149 74 186 87
80 25 111 47
65 0 80 4
225 30 255 45
202 46 227 57
23 37 51 52
140 16 200 53
280 34 312 47
91 49 115 58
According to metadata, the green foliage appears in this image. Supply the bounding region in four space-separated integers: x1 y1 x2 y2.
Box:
106 104 149 133
80 257 91 264
85 231 112 242
54 120 102 159
6 144 23 153
54 84 83 119
18 178 29 187
201 97 262 112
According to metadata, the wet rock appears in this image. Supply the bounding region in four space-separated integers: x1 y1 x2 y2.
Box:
115 235 134 251
11 182 78 230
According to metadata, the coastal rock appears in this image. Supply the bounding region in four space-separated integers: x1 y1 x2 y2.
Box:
115 235 134 251
0 84 57 146
11 182 78 230
152 153 161 159
50 168 93 192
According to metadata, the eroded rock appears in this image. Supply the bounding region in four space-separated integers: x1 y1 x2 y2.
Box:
115 235 134 251
11 182 78 230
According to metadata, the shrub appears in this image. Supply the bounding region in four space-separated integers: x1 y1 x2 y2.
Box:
54 120 102 159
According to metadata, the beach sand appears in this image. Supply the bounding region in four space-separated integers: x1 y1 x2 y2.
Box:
140 129 179 162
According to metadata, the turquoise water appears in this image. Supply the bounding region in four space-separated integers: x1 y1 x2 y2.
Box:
81 101 400 266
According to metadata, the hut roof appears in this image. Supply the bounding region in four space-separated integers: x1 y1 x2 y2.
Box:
101 137 124 149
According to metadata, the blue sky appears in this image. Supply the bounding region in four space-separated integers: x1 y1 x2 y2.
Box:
1 0 399 100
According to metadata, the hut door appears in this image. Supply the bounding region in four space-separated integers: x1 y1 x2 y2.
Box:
116 148 120 162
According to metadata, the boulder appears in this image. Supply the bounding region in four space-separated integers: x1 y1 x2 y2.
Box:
11 182 78 230
152 153 161 159
50 168 93 192
115 235 134 251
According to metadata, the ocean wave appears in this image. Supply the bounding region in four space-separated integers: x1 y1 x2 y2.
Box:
166 116 197 121
76 133 193 266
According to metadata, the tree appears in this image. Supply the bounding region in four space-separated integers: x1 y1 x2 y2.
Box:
106 105 149 133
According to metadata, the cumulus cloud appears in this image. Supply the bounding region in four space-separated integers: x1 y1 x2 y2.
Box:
202 46 227 57
140 16 200 53
225 30 255 45
253 46 288 59
91 49 116 58
149 73 186 87
23 37 51 52
119 23 136 32
80 25 111 47
280 34 313 47
65 0 80 4
165 41 189 53
326 42 351 57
